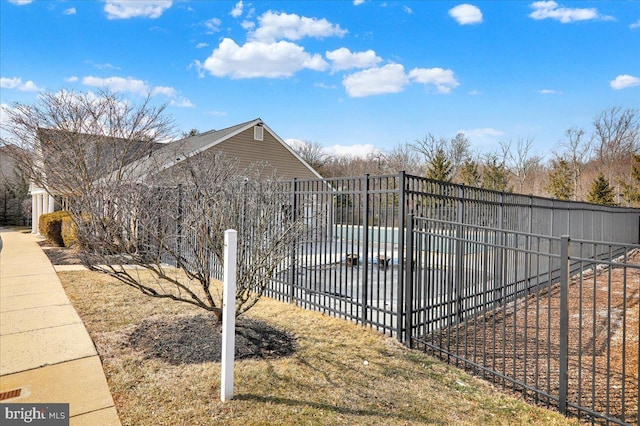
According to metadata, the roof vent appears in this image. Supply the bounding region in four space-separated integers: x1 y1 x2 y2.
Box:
254 124 264 141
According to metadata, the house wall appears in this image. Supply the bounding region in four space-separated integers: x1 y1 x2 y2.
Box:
210 127 319 181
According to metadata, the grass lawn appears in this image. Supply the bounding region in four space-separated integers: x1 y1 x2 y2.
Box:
58 270 579 426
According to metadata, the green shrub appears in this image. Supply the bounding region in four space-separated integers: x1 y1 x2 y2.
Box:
39 211 71 247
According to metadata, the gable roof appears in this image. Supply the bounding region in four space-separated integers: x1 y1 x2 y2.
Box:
32 128 163 192
129 118 323 181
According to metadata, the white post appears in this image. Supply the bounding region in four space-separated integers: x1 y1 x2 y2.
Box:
221 229 237 402
31 194 37 233
36 194 43 235
43 195 49 218
48 195 55 213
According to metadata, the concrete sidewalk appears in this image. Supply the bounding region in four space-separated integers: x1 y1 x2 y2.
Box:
0 228 120 425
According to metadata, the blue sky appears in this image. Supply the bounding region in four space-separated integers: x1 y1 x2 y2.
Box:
1 0 639 159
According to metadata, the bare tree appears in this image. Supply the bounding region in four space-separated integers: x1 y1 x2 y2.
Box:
385 142 423 175
592 107 639 165
2 90 308 327
448 133 472 180
76 151 306 326
591 107 640 204
412 132 471 182
290 140 329 175
412 133 446 164
557 126 590 200
501 137 542 193
1 90 174 199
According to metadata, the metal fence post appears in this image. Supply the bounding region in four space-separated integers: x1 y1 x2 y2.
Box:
455 186 465 323
405 214 414 347
494 192 504 309
397 171 406 342
289 178 297 304
558 235 570 414
362 174 370 325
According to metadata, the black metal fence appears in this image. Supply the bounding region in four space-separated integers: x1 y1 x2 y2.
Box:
162 172 640 424
405 216 639 424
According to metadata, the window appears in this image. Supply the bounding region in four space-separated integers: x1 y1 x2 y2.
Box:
254 125 264 141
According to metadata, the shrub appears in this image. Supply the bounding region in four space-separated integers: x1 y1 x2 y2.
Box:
61 214 78 247
39 211 71 247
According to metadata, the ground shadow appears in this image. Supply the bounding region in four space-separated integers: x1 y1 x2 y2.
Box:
127 314 298 365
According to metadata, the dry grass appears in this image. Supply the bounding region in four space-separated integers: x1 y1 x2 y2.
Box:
58 270 578 426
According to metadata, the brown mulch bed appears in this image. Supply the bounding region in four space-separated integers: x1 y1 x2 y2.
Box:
126 314 298 365
420 251 640 424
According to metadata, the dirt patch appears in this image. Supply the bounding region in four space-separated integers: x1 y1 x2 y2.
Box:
127 314 298 365
420 251 640 424
38 240 83 265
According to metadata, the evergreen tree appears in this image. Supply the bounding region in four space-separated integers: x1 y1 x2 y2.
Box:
619 153 640 205
481 155 510 192
545 158 573 200
459 159 481 187
425 148 453 182
586 173 616 206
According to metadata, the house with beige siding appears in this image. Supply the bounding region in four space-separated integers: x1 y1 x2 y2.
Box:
138 118 322 181
29 118 322 232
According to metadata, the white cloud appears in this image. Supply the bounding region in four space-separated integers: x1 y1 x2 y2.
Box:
325 47 382 72
66 76 79 83
0 77 42 92
324 143 380 158
204 17 222 33
151 86 177 97
81 76 192 106
610 74 640 90
7 0 33 4
170 97 195 108
197 38 328 79
409 67 460 94
249 11 347 43
449 4 483 25
104 0 172 20
63 7 76 15
230 1 243 18
468 89 482 95
241 20 255 30
83 76 149 94
630 19 640 29
353 0 365 5
403 6 413 14
539 89 561 94
343 63 409 97
195 42 209 49
342 64 460 97
528 1 609 23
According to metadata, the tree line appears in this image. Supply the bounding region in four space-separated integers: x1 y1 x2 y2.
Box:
293 107 640 207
